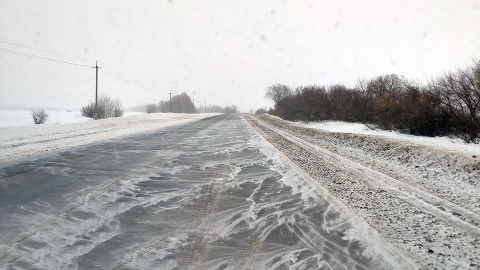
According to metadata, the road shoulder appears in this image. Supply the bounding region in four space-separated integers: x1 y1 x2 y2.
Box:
246 114 480 269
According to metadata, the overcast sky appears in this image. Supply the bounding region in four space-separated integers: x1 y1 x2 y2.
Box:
0 0 479 112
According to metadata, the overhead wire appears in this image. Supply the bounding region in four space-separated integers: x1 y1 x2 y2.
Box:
0 40 171 96
0 47 92 67
101 69 169 95
100 62 170 94
0 40 96 62
99 63 130 78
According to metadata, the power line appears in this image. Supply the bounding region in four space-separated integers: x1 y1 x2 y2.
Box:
101 63 167 92
0 47 91 67
0 41 171 96
100 62 170 94
99 63 130 78
100 68 125 81
0 40 95 62
101 69 170 95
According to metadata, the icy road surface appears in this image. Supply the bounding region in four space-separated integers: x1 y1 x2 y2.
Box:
0 114 406 269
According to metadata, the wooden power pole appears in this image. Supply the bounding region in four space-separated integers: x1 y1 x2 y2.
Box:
93 61 100 120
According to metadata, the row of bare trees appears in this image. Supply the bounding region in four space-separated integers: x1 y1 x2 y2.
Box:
146 92 238 114
267 60 480 142
157 92 196 113
196 104 238 113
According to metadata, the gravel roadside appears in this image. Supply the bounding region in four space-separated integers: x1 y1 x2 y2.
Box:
246 114 480 269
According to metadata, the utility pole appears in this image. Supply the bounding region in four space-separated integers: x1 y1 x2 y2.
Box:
169 92 172 113
92 61 100 120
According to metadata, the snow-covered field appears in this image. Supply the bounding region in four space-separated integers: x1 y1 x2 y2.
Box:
0 111 220 162
295 120 480 158
0 109 144 127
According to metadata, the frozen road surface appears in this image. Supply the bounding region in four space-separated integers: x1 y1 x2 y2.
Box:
0 114 406 269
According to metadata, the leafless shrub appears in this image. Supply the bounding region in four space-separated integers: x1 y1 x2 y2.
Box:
255 108 267 114
81 95 124 119
32 109 48 124
145 103 157 114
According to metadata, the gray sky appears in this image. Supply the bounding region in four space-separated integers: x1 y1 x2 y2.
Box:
0 0 479 112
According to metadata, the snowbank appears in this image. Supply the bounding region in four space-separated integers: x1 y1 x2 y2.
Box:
0 113 220 162
295 120 480 158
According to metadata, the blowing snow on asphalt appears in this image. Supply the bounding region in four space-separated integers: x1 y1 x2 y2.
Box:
0 114 408 269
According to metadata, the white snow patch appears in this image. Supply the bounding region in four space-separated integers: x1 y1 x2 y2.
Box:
296 120 480 157
0 109 147 127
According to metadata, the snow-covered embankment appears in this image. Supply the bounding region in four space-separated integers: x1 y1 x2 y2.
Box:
247 114 480 269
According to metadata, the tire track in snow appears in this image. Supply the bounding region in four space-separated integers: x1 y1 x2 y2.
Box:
246 116 417 269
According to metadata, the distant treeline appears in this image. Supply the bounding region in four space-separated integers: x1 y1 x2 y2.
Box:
146 92 238 114
266 60 480 142
158 92 196 113
196 104 238 114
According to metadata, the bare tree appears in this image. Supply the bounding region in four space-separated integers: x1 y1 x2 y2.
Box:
171 92 196 113
433 59 480 141
158 100 169 113
265 84 292 104
32 109 48 124
354 78 374 123
223 105 238 113
145 103 157 114
365 74 411 130
113 98 124 118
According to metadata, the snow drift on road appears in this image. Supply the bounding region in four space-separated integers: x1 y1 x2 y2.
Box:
0 113 220 162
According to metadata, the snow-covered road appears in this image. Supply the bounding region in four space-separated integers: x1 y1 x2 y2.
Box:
0 114 407 269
